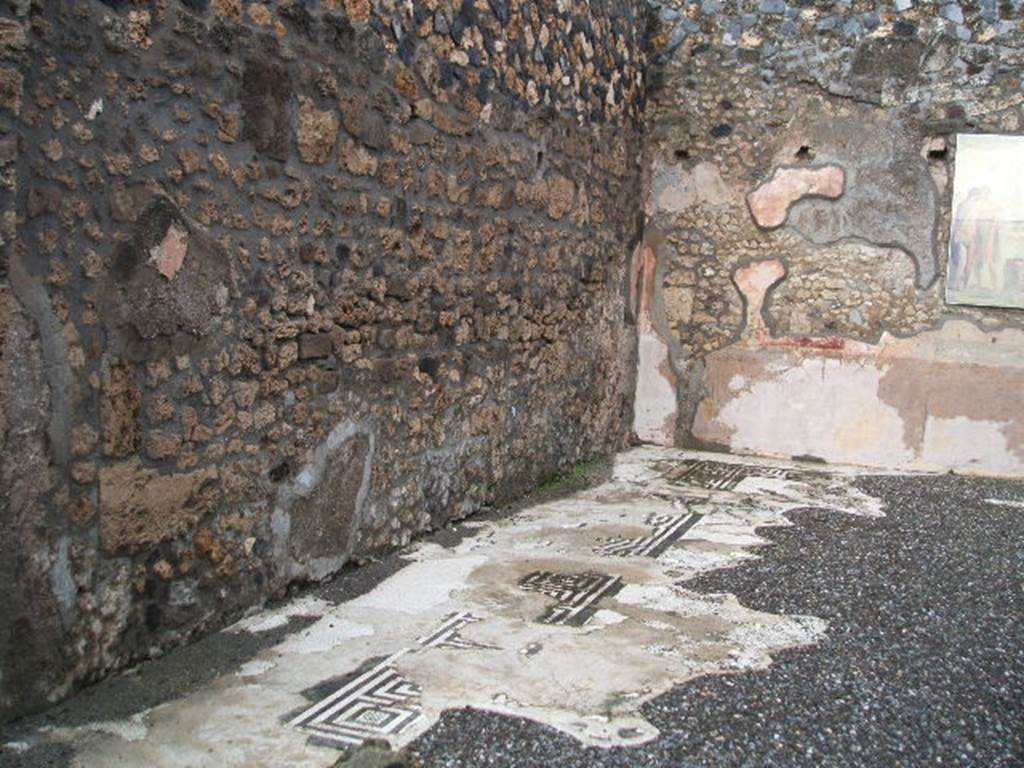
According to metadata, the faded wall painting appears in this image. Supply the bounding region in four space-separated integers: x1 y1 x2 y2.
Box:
947 134 1024 309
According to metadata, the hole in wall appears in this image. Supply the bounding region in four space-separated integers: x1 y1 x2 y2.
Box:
928 146 948 161
418 355 440 378
536 150 544 168
795 145 814 161
674 148 690 162
270 460 292 483
145 604 162 632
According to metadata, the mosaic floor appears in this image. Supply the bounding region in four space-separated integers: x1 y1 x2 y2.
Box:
27 448 890 766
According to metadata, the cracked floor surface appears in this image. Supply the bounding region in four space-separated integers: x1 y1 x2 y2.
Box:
2 448 1023 767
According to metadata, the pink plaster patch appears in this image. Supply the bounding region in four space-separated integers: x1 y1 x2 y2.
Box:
746 165 845 229
633 242 678 446
733 259 846 351
734 258 786 339
149 224 189 280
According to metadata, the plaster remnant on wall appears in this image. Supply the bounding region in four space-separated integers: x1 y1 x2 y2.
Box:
734 259 786 339
633 244 677 445
85 98 103 121
694 320 1024 476
778 106 940 288
746 165 845 229
920 416 1021 475
107 198 235 348
8 253 72 467
271 421 375 583
695 354 917 467
49 536 76 625
650 159 733 215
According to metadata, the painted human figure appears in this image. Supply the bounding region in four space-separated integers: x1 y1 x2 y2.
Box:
950 186 1003 294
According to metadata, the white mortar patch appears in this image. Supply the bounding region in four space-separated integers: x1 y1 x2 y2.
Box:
230 596 332 634
275 618 375 655
348 555 488 615
237 660 276 677
51 712 150 744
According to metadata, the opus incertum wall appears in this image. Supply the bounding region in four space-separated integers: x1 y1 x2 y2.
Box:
0 0 646 719
638 0 1024 477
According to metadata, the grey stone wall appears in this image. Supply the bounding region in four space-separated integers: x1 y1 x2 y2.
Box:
0 0 647 720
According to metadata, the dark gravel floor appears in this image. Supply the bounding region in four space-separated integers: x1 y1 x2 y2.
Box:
409 473 1024 768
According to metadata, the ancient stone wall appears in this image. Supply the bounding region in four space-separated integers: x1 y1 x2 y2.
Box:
641 0 1024 475
0 0 646 719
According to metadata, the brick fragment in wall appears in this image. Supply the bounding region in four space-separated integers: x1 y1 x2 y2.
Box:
299 333 332 360
102 363 141 458
297 98 339 164
99 460 218 555
0 67 22 114
241 58 291 162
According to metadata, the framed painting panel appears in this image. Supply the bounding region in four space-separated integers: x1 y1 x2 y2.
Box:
947 133 1024 309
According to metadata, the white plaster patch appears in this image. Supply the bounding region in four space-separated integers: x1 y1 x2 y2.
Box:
66 713 149 743
233 613 290 633
348 555 487 614
230 596 331 634
86 98 103 121
633 330 677 445
651 160 733 214
921 415 1020 474
659 546 755 574
237 660 276 677
591 609 629 625
705 357 916 467
274 617 375 655
726 615 828 669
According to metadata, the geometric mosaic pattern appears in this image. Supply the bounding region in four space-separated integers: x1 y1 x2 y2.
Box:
416 611 499 650
595 512 702 558
662 458 800 491
289 611 503 751
287 652 422 748
518 571 625 626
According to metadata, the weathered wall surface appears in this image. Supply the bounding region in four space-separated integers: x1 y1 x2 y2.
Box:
641 0 1024 475
0 0 646 719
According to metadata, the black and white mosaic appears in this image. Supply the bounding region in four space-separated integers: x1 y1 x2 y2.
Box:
518 571 625 626
595 512 702 558
662 459 804 491
417 611 499 651
287 653 422 748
